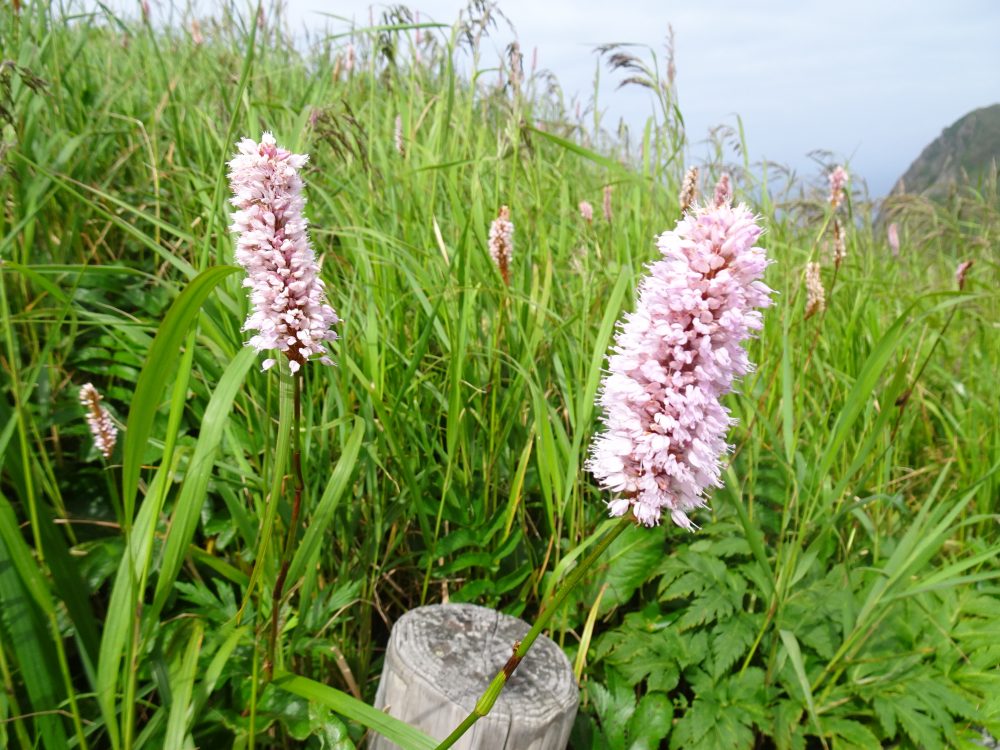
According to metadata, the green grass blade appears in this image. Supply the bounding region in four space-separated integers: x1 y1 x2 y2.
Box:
163 622 204 749
151 346 257 617
779 629 824 741
237 363 294 622
0 499 68 750
121 265 241 527
286 416 365 585
813 304 916 499
272 670 438 750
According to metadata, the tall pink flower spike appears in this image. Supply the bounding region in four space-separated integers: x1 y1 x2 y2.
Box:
228 132 339 373
587 199 773 529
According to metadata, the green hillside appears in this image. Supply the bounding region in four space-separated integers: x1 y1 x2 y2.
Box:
894 103 1000 196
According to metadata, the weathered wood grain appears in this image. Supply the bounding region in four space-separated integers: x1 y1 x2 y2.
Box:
371 603 578 750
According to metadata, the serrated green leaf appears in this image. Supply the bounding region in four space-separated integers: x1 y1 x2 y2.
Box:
824 716 880 749
627 692 672 750
712 615 756 678
598 525 664 614
590 669 636 750
895 694 943 750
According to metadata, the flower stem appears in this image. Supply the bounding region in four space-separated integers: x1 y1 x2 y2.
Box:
432 513 634 750
267 371 304 678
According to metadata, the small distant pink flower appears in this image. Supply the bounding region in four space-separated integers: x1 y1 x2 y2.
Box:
80 383 117 460
804 262 825 319
829 166 848 209
679 166 699 213
227 132 339 373
955 260 973 290
488 205 514 286
394 114 405 157
579 200 594 223
602 184 613 222
713 173 732 208
887 223 900 256
190 20 203 46
832 219 846 267
587 201 773 529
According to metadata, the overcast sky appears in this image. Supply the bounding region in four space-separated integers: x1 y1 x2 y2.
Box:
272 0 999 198
97 1 999 197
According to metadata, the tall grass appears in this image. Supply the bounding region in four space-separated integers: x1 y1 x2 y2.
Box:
0 2 997 748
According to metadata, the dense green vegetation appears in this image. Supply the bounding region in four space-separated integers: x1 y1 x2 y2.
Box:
1 3 997 748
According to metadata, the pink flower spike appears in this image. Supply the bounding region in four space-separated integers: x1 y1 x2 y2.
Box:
828 165 848 209
713 173 732 207
587 201 773 529
579 200 594 223
887 223 900 256
679 166 699 213
228 132 339 372
80 383 117 460
488 205 514 286
394 114 405 157
955 260 973 290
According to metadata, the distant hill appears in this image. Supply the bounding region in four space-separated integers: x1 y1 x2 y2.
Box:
892 104 1000 196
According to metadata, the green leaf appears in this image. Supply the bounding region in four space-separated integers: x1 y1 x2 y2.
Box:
772 699 806 750
712 614 756 678
0 499 68 750
151 346 256 618
872 695 897 738
528 125 633 175
164 621 204 749
598 525 664 614
823 716 880 750
627 692 672 750
272 670 437 750
287 415 364 588
813 304 915 494
121 265 241 526
779 630 824 739
894 694 944 750
589 670 634 750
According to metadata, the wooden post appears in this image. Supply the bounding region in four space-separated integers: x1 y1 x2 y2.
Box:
372 603 579 750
